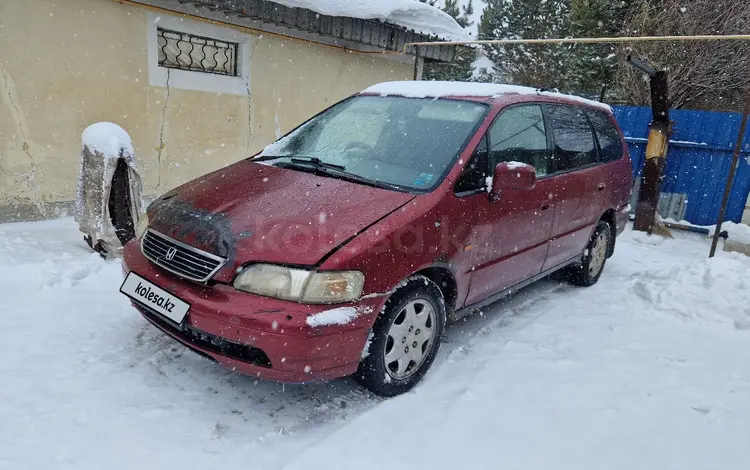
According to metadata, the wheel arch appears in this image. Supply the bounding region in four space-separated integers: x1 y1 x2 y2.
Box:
410 264 459 320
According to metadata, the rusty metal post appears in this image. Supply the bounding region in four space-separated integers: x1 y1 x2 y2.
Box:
632 68 671 232
633 121 671 231
709 90 750 257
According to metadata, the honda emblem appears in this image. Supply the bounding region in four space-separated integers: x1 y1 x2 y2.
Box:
165 247 178 261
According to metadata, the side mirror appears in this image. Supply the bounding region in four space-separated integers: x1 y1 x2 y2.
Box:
489 162 536 201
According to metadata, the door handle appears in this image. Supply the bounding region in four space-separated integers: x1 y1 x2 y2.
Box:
596 183 606 191
540 204 551 211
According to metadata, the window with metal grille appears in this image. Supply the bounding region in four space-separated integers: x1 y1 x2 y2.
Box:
157 28 239 77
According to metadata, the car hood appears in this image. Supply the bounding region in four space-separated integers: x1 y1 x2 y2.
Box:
148 160 414 283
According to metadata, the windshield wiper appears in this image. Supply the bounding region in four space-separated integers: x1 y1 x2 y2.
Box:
253 155 345 172
253 154 291 162
275 157 403 191
288 156 346 171
274 156 350 176
319 167 406 192
291 156 346 171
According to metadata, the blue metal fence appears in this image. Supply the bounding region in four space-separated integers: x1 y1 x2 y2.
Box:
612 106 750 225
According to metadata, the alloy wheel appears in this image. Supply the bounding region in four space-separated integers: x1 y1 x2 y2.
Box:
588 230 609 277
383 299 436 380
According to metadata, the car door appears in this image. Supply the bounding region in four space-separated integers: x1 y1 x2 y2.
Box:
542 104 599 271
587 109 629 218
462 104 556 306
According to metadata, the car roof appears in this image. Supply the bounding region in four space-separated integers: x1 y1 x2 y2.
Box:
360 81 612 113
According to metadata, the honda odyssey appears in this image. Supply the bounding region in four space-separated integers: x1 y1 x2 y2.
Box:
121 81 632 396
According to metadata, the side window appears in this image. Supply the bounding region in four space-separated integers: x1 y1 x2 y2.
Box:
588 110 623 163
487 105 549 176
455 134 489 193
546 105 597 173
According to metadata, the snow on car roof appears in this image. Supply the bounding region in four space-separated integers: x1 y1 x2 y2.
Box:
269 0 470 41
362 81 613 112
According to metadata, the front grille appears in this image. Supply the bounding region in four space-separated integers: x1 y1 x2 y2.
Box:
141 229 226 282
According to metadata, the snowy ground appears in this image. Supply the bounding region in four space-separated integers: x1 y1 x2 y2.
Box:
1 218 749 470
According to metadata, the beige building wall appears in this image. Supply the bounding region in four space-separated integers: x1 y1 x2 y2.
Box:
0 0 413 221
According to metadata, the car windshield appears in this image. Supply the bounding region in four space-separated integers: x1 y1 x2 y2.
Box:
258 95 488 191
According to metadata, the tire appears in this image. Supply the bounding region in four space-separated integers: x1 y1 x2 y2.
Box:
355 277 446 397
566 220 612 287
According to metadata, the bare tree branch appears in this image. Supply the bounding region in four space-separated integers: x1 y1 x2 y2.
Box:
614 0 750 112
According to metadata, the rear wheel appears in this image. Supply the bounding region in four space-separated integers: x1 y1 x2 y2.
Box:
567 220 612 287
355 277 446 397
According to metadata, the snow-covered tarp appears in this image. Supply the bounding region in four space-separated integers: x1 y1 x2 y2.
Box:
75 122 143 257
363 81 613 112
269 0 471 41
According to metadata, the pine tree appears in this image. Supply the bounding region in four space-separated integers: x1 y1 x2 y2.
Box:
567 0 634 98
442 0 473 28
478 0 572 89
422 0 477 82
474 0 505 83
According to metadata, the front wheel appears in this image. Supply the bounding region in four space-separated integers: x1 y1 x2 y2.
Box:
567 220 612 287
355 277 446 397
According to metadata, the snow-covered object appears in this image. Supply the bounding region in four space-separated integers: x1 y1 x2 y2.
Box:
471 53 495 79
663 218 750 245
505 161 530 170
75 122 143 257
484 175 493 193
306 306 359 327
363 81 613 112
269 0 470 41
81 122 134 158
708 221 750 245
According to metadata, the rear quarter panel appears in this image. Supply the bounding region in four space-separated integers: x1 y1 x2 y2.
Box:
604 113 633 236
611 115 634 211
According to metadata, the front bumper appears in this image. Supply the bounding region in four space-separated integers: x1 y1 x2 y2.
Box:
122 240 385 383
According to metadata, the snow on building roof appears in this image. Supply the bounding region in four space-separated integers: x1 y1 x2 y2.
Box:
269 0 471 41
362 81 613 112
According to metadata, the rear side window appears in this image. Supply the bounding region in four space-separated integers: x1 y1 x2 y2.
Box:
487 105 549 176
588 110 623 163
546 105 597 173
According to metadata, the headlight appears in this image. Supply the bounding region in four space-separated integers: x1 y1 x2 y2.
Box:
233 264 364 304
135 213 149 240
233 264 311 301
302 271 365 303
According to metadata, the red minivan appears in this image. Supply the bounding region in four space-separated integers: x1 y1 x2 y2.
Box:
121 81 631 396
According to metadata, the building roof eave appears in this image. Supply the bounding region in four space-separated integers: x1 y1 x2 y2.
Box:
124 0 457 63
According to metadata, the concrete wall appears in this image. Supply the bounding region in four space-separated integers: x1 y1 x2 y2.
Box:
0 0 413 221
